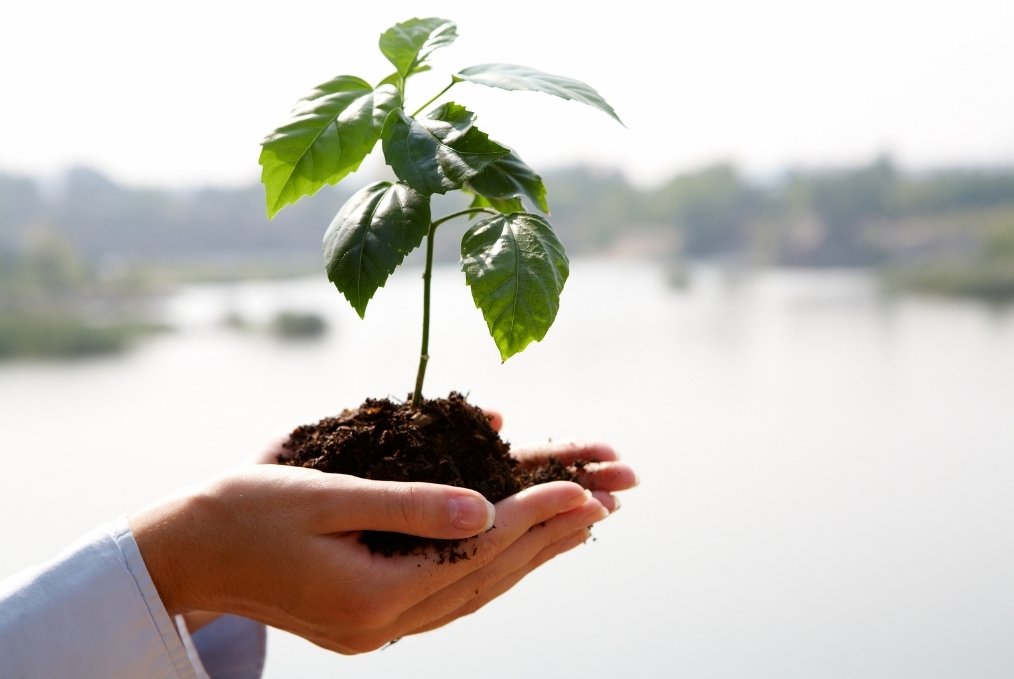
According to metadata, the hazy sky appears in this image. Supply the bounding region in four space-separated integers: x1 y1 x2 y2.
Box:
4 0 1013 188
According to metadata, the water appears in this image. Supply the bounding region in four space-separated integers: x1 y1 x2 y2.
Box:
1 261 1012 678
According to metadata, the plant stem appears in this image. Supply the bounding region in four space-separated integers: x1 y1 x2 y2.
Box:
410 207 496 407
412 225 436 408
431 207 495 229
412 80 456 117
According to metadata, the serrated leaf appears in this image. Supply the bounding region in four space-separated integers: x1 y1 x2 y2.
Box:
260 78 400 218
455 63 623 125
469 192 524 215
379 17 457 79
461 212 569 360
466 150 549 213
324 181 431 317
381 104 509 195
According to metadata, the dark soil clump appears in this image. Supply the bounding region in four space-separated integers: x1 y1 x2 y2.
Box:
277 392 579 559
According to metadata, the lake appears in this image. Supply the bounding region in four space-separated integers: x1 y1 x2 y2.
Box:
2 260 1012 678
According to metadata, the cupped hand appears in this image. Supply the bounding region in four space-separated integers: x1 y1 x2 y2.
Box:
130 465 608 654
147 412 637 653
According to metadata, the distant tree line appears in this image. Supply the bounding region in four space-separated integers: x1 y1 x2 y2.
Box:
2 158 1014 270
6 158 1011 358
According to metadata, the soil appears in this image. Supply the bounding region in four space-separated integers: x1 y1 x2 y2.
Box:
276 392 580 561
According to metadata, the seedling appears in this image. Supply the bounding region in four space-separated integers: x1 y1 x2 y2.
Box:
260 17 621 406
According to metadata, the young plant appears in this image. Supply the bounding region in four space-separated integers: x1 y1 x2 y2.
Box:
260 17 621 407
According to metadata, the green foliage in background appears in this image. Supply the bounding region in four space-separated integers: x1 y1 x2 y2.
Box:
259 17 620 404
4 157 1013 367
0 237 163 359
269 311 328 340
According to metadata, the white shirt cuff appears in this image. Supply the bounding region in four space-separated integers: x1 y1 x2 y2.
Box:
0 517 266 679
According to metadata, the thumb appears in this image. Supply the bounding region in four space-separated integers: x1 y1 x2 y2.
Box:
315 477 496 539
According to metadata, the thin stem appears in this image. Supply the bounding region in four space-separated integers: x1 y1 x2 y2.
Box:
411 225 437 408
412 80 456 117
410 206 496 407
432 207 495 228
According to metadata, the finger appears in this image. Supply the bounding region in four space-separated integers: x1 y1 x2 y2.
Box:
410 528 592 635
513 441 637 493
476 482 593 560
375 481 590 602
592 490 620 513
512 441 618 466
390 496 608 634
449 497 606 598
309 476 496 539
304 483 599 653
483 410 503 432
574 461 639 492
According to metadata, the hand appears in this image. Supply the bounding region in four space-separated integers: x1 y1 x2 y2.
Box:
485 409 639 514
400 444 638 638
513 440 638 513
130 465 611 654
148 411 637 653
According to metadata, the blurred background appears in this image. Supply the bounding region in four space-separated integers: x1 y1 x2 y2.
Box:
2 1 1012 677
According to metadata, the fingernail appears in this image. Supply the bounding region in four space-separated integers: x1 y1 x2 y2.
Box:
449 496 496 532
612 495 622 512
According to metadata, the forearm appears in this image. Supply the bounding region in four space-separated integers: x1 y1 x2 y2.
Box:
0 518 197 679
0 516 267 679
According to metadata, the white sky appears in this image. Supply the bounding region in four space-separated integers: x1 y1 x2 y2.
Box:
4 0 1013 189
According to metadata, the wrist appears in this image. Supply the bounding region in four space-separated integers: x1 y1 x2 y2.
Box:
129 486 213 616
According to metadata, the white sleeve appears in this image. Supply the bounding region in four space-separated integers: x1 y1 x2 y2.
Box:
180 614 267 679
0 517 266 679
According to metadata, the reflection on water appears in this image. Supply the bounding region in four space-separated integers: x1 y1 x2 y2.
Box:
1 261 1012 679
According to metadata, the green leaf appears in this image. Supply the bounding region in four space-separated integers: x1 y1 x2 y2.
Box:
323 181 431 317
454 63 623 125
379 17 457 79
381 103 509 195
461 212 569 361
377 65 430 89
466 149 549 213
469 193 524 215
260 78 400 218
